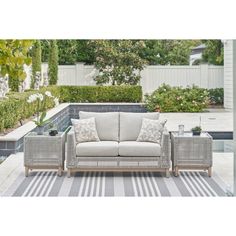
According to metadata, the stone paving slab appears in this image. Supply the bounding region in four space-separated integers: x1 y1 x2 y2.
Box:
160 112 233 132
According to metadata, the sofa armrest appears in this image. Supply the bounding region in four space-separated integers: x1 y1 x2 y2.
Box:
160 128 170 165
66 127 77 168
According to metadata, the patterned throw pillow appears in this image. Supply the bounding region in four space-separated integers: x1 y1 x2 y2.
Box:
136 118 167 144
71 117 100 143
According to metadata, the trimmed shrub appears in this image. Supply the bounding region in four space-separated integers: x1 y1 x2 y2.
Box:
208 88 223 105
59 85 142 103
9 75 22 92
0 86 59 132
48 40 58 85
31 40 42 88
0 85 141 133
144 84 209 112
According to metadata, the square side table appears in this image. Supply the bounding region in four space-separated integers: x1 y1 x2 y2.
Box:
171 132 213 177
24 131 66 177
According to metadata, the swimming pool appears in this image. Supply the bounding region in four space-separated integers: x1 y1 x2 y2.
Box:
213 140 233 152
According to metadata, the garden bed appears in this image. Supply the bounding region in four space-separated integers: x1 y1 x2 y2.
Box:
144 85 224 112
0 116 35 136
0 85 142 133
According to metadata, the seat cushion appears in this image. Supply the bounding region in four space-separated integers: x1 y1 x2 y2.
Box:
76 141 119 157
119 112 159 141
79 111 119 141
118 141 161 157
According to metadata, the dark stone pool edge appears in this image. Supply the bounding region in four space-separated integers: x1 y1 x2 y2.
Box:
208 132 233 140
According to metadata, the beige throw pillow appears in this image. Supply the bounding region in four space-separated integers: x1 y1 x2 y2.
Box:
136 118 167 144
71 117 100 143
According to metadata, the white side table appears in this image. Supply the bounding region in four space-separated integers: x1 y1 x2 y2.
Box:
171 132 213 177
24 132 66 177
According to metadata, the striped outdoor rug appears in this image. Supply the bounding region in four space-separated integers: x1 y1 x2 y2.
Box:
2 171 226 197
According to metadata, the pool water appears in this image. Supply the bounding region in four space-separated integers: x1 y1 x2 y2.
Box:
213 140 233 152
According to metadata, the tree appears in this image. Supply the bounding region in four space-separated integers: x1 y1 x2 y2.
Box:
48 40 58 85
139 40 201 65
0 40 33 91
201 40 223 65
40 40 96 65
90 40 147 85
75 40 95 64
40 40 50 62
57 40 77 65
31 40 42 88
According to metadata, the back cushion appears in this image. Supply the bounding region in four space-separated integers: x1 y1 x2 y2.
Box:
79 111 119 141
119 112 159 141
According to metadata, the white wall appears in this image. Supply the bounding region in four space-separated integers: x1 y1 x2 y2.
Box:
42 63 223 94
224 40 233 110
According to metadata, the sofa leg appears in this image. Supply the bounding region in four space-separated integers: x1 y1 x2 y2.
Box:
174 166 179 177
208 167 212 177
67 169 71 178
57 167 63 177
165 168 170 178
25 167 29 177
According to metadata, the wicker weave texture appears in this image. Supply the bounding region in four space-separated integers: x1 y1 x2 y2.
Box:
171 132 212 167
24 132 66 168
66 127 171 171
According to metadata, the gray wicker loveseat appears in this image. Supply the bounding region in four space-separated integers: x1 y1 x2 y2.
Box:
66 112 170 177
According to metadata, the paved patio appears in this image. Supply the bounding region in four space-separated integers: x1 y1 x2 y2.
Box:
0 109 233 196
0 151 232 197
160 111 232 132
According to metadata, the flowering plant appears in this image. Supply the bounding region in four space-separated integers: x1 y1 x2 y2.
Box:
144 84 209 112
27 91 59 127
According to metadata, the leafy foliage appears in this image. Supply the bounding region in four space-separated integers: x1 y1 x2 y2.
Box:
0 85 141 132
90 40 147 85
0 40 33 91
144 84 209 112
59 85 142 103
41 40 95 65
41 40 50 62
75 40 96 64
31 40 42 88
57 40 77 65
0 86 59 132
139 40 201 65
48 40 58 85
208 88 223 105
191 126 202 132
40 39 223 66
202 40 224 65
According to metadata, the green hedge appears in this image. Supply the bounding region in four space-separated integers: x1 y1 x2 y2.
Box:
208 88 223 105
59 85 142 103
0 86 59 132
144 84 209 112
0 85 142 133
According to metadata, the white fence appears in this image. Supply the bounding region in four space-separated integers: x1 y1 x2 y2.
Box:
42 63 96 86
140 64 223 94
42 63 223 94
